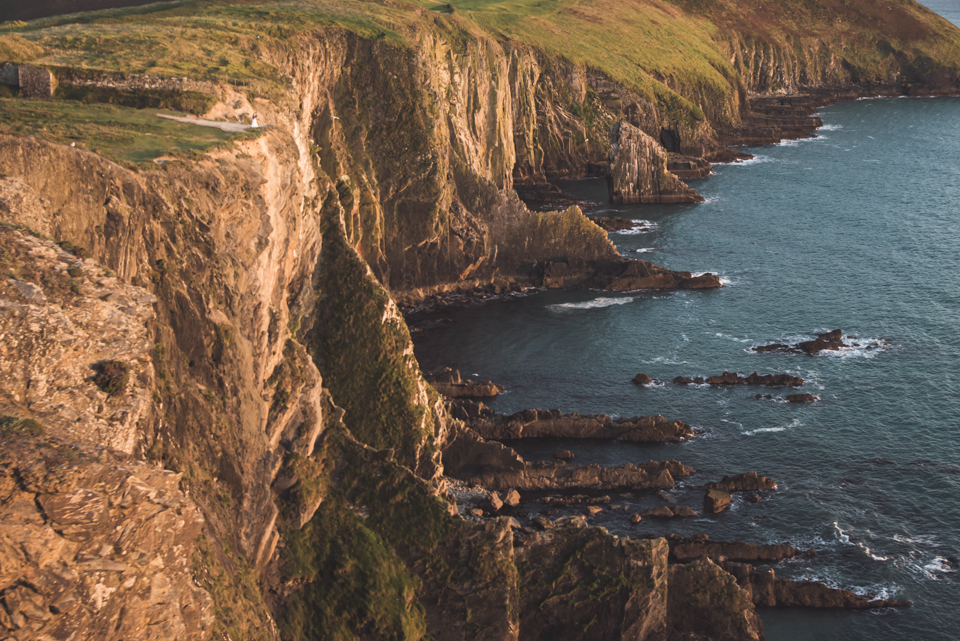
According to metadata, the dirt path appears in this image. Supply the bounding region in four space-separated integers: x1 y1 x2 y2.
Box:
156 113 256 132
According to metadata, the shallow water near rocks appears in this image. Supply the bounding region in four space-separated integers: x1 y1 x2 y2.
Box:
412 96 960 639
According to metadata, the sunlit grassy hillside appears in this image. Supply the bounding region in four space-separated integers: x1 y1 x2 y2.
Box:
0 0 958 161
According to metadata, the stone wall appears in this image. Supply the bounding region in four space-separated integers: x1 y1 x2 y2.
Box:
56 69 220 96
18 65 57 99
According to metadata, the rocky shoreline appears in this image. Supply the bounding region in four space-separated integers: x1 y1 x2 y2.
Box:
411 88 927 630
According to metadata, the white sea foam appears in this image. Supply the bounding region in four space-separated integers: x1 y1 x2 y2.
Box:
613 220 658 235
690 271 733 286
923 557 956 576
701 196 720 204
728 155 774 166
833 522 891 561
818 124 844 131
640 355 688 365
713 332 754 344
547 296 634 311
744 426 787 435
635 247 656 253
778 136 826 147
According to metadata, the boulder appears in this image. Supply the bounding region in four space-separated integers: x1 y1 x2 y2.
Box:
630 513 642 524
554 450 575 461
704 489 732 514
532 515 553 530
585 506 603 516
488 492 504 512
632 372 653 385
786 393 817 403
643 506 676 518
504 489 521 507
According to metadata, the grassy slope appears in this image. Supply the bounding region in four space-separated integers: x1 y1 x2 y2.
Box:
0 0 957 156
671 0 960 81
0 97 261 166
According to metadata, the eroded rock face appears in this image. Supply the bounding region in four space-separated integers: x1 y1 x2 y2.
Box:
0 438 213 641
607 121 704 204
0 228 156 454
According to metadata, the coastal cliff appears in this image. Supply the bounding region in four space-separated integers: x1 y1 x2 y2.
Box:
1 0 959 639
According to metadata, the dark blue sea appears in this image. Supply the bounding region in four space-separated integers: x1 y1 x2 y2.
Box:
412 93 960 638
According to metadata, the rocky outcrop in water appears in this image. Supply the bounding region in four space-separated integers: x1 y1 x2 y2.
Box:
722 562 908 609
443 426 692 493
664 535 811 564
607 121 704 204
425 368 504 399
453 404 695 443
696 472 778 492
754 329 848 354
674 372 804 386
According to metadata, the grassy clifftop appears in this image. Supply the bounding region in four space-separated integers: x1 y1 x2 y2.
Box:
3 0 958 135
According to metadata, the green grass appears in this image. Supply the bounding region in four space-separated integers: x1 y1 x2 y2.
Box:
0 97 261 167
1 0 959 135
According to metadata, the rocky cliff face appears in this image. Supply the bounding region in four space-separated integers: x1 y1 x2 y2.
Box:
1 1 959 639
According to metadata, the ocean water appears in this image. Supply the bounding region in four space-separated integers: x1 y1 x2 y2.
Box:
412 96 960 638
